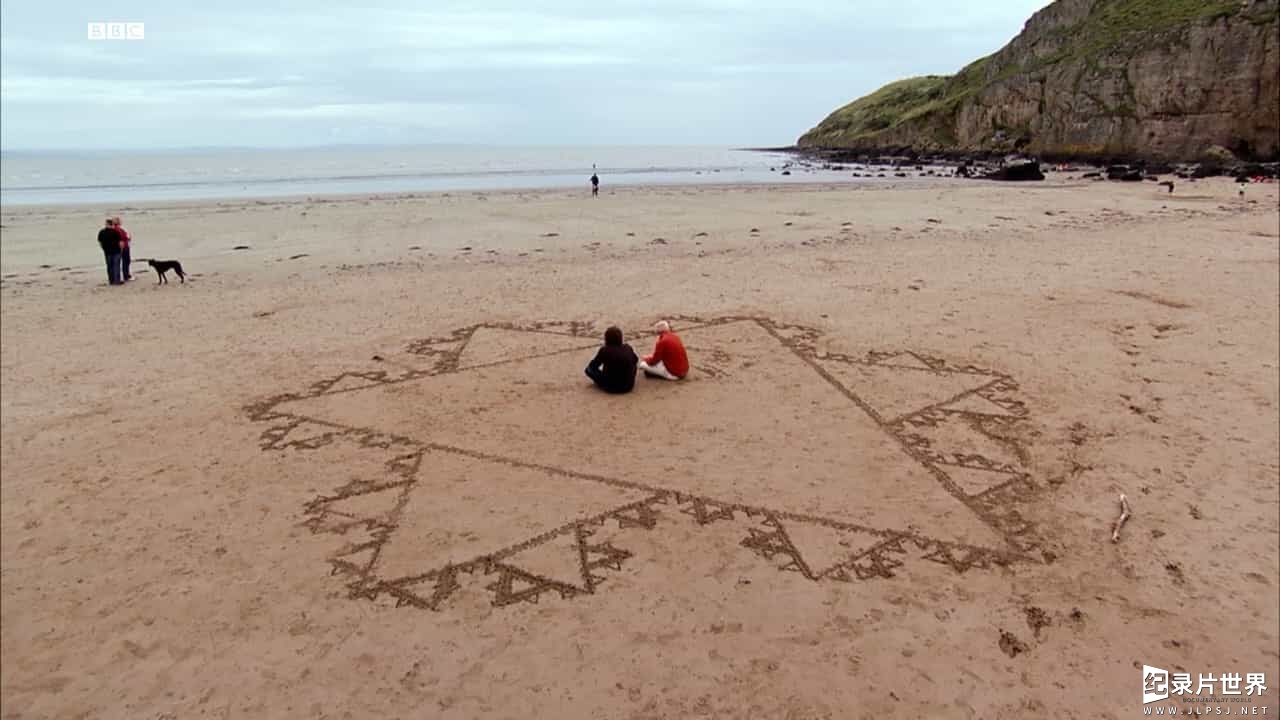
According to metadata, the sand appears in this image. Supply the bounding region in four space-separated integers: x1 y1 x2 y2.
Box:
2 177 1277 719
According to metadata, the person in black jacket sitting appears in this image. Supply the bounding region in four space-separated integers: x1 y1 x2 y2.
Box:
584 326 637 394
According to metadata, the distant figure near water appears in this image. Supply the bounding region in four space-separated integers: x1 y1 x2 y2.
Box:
590 170 599 198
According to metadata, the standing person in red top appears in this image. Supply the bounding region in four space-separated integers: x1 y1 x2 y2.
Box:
639 320 689 380
112 216 133 281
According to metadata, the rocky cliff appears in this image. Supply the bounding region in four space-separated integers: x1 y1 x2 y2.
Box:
797 0 1280 161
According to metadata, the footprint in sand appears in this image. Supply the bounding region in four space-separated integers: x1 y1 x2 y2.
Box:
998 630 1028 658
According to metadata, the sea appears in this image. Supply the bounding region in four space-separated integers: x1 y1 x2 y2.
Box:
0 145 890 207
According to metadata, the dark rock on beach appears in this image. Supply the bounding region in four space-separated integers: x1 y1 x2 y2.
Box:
1106 165 1130 180
983 162 1045 181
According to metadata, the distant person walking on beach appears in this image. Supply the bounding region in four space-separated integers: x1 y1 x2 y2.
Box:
639 320 689 380
590 171 599 198
97 219 123 286
113 216 133 281
585 326 638 394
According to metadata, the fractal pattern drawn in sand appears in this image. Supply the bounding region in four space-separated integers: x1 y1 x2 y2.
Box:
246 316 1045 613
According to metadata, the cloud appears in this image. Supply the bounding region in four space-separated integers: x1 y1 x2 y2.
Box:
0 75 295 105
0 0 1054 149
238 101 488 125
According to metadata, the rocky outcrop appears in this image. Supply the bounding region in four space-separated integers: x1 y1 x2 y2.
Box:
984 162 1046 181
798 0 1280 161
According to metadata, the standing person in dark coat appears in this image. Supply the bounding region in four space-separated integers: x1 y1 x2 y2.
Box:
584 326 637 394
97 219 123 285
590 171 599 198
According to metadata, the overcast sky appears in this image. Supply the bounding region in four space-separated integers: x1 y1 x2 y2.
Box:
0 1 1053 150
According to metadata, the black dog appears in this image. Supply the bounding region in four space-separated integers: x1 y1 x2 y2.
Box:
147 259 186 284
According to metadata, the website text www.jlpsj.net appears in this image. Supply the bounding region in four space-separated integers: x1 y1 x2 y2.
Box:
1143 705 1268 716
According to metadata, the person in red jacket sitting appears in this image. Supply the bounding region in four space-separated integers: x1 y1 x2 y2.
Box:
639 320 689 380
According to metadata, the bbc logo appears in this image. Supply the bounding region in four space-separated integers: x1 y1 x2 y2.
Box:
87 22 145 40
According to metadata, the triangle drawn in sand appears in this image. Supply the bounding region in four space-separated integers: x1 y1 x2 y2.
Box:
408 339 465 359
814 360 995 421
878 352 933 371
457 327 598 369
316 372 389 394
942 393 1016 417
488 564 580 606
329 534 383 586
781 521 887 576
262 419 337 449
939 464 1023 497
503 529 588 591
386 451 425 479
315 483 405 521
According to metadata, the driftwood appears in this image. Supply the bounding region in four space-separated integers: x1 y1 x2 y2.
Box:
1111 493 1132 542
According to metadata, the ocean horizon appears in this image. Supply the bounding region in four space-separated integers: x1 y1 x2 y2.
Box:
0 144 884 207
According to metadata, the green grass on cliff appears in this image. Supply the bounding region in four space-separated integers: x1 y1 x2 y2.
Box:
799 0 1254 148
802 76 949 144
799 57 991 146
1033 0 1241 71
1087 0 1241 38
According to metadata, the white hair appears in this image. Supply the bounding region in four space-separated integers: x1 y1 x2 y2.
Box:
654 320 670 333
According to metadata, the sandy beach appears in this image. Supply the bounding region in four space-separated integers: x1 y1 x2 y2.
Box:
2 177 1277 718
